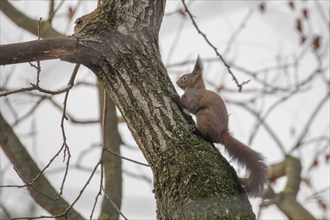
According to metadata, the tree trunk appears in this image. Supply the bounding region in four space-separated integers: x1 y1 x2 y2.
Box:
98 84 123 220
73 0 255 219
0 0 256 218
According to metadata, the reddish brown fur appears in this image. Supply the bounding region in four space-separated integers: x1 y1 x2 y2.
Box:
175 56 268 197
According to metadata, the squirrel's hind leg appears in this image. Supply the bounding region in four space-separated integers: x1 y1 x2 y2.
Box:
189 125 213 143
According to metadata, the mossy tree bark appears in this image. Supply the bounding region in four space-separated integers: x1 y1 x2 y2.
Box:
73 0 254 219
0 0 255 219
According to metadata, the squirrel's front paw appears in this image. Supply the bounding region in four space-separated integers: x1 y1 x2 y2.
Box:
171 93 180 105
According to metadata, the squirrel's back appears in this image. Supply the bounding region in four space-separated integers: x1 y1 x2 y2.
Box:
195 90 228 143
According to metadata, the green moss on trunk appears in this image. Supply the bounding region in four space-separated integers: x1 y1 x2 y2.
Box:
73 0 256 219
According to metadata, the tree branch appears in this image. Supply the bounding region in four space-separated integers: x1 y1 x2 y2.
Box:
0 113 84 220
0 38 79 65
98 83 124 219
263 156 316 220
0 0 63 38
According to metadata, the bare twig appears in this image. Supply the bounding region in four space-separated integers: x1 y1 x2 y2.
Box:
48 0 65 22
166 18 186 64
60 161 101 220
12 97 45 127
0 113 84 220
248 68 322 146
5 64 82 200
104 147 150 167
102 186 129 220
90 89 108 219
47 97 100 124
167 58 300 93
223 8 255 56
228 100 286 154
90 162 104 220
58 64 80 196
0 63 80 97
1 139 70 201
0 0 63 38
123 169 153 184
290 90 330 153
314 0 330 31
181 0 250 92
37 17 42 40
0 86 36 97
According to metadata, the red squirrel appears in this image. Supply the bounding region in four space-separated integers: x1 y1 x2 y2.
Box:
173 56 268 197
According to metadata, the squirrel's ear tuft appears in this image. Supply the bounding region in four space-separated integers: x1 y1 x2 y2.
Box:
193 55 204 74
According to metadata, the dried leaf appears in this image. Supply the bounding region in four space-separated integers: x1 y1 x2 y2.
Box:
295 18 303 33
302 177 312 188
311 158 319 168
300 35 306 45
317 199 327 211
67 7 74 22
258 2 266 13
312 35 321 51
179 8 186 17
288 0 295 10
302 8 309 19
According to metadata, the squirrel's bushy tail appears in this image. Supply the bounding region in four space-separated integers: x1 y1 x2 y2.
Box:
220 131 268 197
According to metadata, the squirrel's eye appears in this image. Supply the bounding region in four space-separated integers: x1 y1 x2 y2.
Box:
182 76 187 81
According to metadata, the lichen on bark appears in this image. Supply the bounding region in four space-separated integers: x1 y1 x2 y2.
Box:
72 0 255 219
